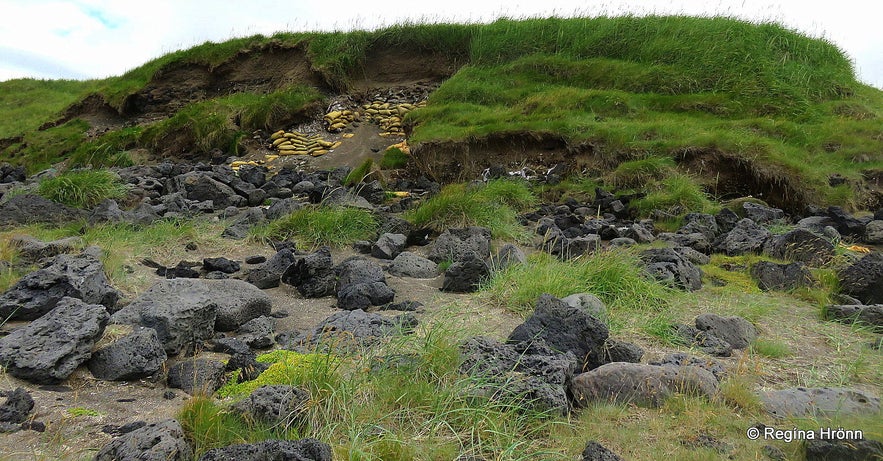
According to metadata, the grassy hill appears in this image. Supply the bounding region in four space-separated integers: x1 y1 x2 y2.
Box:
1 16 881 212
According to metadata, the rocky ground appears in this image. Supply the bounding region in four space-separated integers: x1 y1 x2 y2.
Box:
0 83 882 459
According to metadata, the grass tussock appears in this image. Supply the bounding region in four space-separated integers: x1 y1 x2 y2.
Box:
380 147 409 169
630 174 720 217
179 322 568 459
482 250 673 318
344 158 375 186
255 206 378 248
36 169 127 209
406 179 536 241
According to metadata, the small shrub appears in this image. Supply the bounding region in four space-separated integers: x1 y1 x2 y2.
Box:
256 206 378 248
380 147 409 169
37 169 127 208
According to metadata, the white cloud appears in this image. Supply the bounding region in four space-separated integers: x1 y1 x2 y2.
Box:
0 0 880 87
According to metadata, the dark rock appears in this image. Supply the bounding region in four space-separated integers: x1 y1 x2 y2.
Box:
0 194 87 226
570 362 718 408
865 220 883 244
694 313 757 350
679 213 719 240
608 237 636 247
371 233 407 260
130 202 161 225
459 336 577 415
712 218 771 256
280 247 336 298
825 305 883 332
88 328 167 380
601 339 643 363
94 419 192 461
102 421 148 437
427 227 491 263
441 255 491 293
743 202 784 223
763 445 786 461
640 248 702 291
9 235 84 264
0 297 108 383
839 253 883 305
237 316 276 349
0 163 26 183
0 388 33 424
625 223 655 243
675 323 735 357
388 251 438 278
561 235 601 259
760 387 880 418
805 436 883 461
764 228 835 266
265 198 302 220
237 165 267 188
166 358 226 394
714 208 740 234
281 309 416 350
0 248 120 321
672 246 710 265
88 199 128 224
357 179 387 204
246 248 296 289
202 257 240 274
581 441 623 461
221 207 265 240
232 385 309 427
198 438 332 461
110 279 218 355
244 255 266 265
508 294 609 371
650 353 727 381
659 232 711 254
380 300 423 312
751 261 815 291
560 293 607 319
335 258 394 309
168 172 244 209
827 206 866 237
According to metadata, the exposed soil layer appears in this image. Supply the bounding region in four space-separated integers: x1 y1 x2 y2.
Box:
674 147 811 213
121 44 329 118
352 47 462 89
410 133 598 182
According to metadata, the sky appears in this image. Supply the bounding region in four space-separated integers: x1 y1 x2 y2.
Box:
0 0 881 89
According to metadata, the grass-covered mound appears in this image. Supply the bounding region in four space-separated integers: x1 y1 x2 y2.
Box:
1 16 880 210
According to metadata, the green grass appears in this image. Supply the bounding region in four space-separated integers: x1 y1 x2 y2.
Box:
750 339 791 358
36 169 127 209
380 147 409 169
630 174 720 217
66 407 101 418
344 158 375 186
140 86 322 155
180 322 570 459
606 156 676 189
406 179 536 241
482 250 674 318
2 119 90 173
0 78 101 139
254 206 378 248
